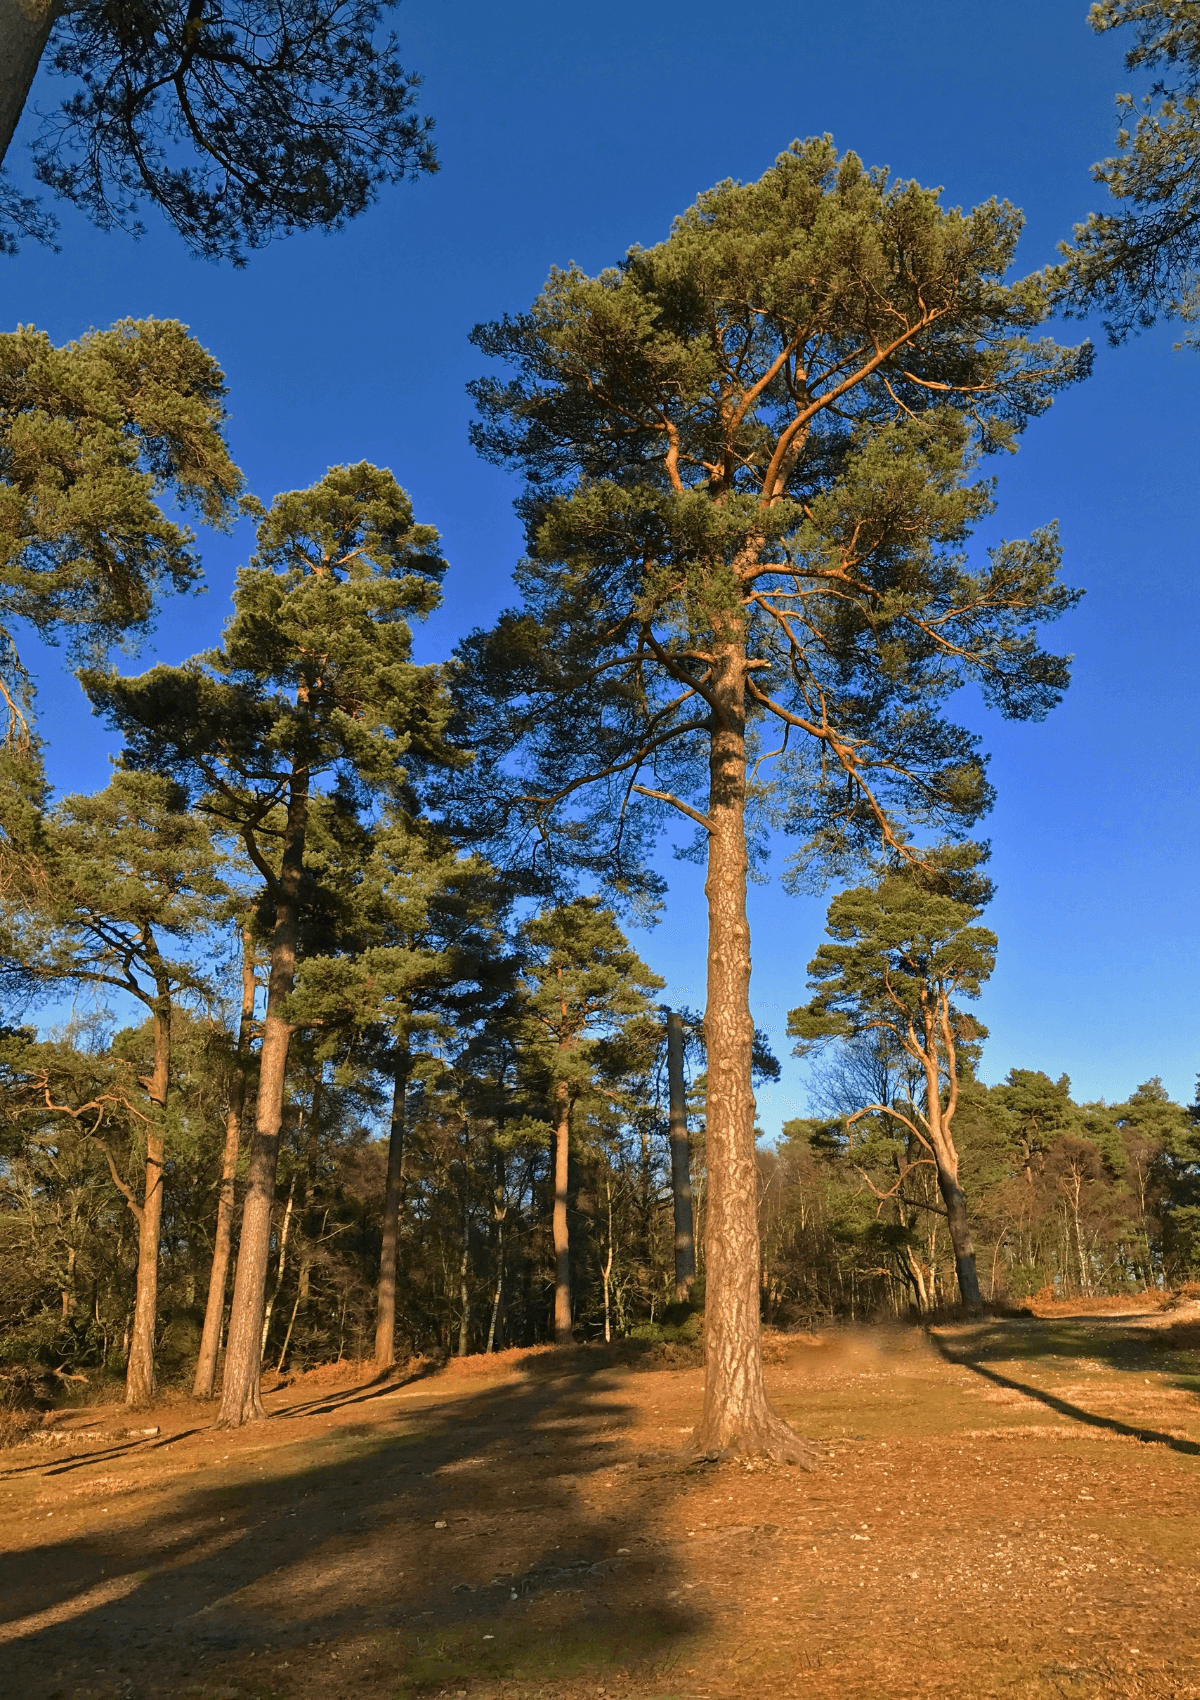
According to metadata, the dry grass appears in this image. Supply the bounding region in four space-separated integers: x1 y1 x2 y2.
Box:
2 1312 1198 1699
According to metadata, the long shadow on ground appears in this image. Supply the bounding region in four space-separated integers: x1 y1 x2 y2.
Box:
931 1329 1200 1458
940 1310 1200 1379
0 1358 704 1698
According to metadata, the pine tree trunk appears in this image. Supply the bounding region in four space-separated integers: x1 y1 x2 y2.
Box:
0 0 59 164
486 1217 504 1353
374 1047 410 1368
125 1005 170 1406
667 1010 695 1303
694 634 813 1463
260 1170 297 1356
457 1170 471 1357
937 1165 983 1311
193 926 257 1398
218 769 307 1427
602 1178 614 1343
552 1082 572 1343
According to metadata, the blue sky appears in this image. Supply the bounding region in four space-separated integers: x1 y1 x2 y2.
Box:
2 0 1196 1127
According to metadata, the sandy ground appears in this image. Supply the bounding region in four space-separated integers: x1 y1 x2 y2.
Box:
3 1308 1200 1700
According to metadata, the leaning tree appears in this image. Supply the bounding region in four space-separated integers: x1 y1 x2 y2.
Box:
788 845 996 1311
450 138 1090 1459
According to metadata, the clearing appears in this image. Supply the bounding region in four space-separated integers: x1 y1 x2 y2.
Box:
3 1306 1200 1700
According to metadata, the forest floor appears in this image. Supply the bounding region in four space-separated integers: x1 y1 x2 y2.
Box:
3 1305 1200 1700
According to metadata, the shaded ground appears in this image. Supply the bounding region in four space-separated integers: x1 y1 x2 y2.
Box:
3 1308 1200 1700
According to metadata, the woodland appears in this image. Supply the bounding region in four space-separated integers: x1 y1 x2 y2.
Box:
0 0 1198 1482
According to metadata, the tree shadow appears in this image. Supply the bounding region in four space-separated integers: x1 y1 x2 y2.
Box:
0 1426 208 1482
0 1355 705 1697
943 1311 1199 1377
930 1330 1200 1457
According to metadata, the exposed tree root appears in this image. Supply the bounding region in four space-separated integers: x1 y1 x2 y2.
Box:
690 1410 820 1470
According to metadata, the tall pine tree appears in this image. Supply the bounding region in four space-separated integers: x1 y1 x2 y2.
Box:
451 140 1089 1456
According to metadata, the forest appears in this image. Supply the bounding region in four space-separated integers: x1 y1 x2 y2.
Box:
2 6 1200 1699
0 0 1198 1460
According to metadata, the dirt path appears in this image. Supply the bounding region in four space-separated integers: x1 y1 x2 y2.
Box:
3 1311 1199 1700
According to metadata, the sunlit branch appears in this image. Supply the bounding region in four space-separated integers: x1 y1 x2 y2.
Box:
630 785 712 832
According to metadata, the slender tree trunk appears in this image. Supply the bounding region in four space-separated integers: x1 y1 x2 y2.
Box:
0 0 59 165
374 1045 410 1368
667 1010 696 1304
193 926 257 1398
277 1253 306 1372
602 1177 614 1343
1072 1173 1090 1296
486 1217 504 1353
125 1003 170 1406
639 1122 653 1268
261 1170 297 1355
457 1157 471 1357
903 1243 929 1311
260 1067 319 1355
552 1082 572 1344
218 768 308 1427
694 634 811 1462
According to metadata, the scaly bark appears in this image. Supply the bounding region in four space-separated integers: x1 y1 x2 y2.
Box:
552 1081 572 1343
0 0 59 165
193 925 257 1399
667 1010 695 1304
694 634 814 1463
218 767 307 1427
374 1046 410 1368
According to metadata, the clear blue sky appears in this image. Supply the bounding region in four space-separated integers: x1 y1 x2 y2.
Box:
3 0 1196 1126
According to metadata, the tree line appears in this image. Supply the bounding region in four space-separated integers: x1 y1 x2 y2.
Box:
2 3 1198 1458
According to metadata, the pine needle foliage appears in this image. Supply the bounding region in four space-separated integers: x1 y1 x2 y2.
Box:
1056 2 1200 344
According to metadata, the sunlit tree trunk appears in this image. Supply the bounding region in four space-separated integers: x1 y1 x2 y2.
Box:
694 634 812 1462
261 1170 297 1356
374 1045 410 1368
486 1216 504 1352
457 1150 471 1356
194 925 257 1398
602 1175 615 1343
552 1081 572 1343
218 768 307 1427
125 1000 170 1406
919 1015 983 1312
667 1010 695 1304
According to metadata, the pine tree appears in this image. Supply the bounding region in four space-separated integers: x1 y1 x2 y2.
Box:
192 917 260 1399
1056 3 1200 344
517 898 663 1343
83 462 453 1424
282 804 515 1370
0 319 242 737
1 0 436 260
789 845 996 1310
452 139 1088 1454
0 767 226 1400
